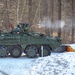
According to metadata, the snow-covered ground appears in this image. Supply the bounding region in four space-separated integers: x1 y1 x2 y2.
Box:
0 55 36 75
0 52 75 75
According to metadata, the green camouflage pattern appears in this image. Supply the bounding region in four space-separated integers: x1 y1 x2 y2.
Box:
0 23 62 57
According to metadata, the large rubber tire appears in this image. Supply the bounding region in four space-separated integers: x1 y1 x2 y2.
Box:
0 46 9 57
39 46 51 57
10 46 22 58
25 46 38 58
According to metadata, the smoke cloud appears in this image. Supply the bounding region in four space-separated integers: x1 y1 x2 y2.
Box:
38 17 65 29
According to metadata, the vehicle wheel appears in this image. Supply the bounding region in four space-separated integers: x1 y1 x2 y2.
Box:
10 46 22 58
39 46 51 57
0 46 9 57
25 46 38 58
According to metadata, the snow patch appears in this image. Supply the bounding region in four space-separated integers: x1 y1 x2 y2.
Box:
30 52 75 75
0 52 75 75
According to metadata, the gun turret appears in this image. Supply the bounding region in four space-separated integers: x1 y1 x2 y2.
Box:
12 23 30 34
19 23 30 31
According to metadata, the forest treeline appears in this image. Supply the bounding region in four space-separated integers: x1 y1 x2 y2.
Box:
0 0 75 43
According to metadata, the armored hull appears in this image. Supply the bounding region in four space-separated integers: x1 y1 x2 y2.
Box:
0 23 61 58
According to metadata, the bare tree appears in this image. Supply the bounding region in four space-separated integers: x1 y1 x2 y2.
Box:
50 0 54 36
19 0 26 22
32 0 41 25
3 0 10 31
28 0 32 24
71 0 74 43
16 0 20 24
43 0 50 36
58 0 61 38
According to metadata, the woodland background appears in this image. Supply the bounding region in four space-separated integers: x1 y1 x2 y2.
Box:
0 0 75 43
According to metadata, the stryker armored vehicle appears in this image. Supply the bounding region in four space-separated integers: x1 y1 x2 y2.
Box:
0 23 62 58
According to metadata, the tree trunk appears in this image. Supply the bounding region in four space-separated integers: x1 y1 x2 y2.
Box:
71 0 74 43
16 0 20 24
3 0 10 31
50 0 54 36
28 0 32 24
58 0 61 38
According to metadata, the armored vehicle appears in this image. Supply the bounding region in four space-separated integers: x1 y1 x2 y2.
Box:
0 23 62 58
